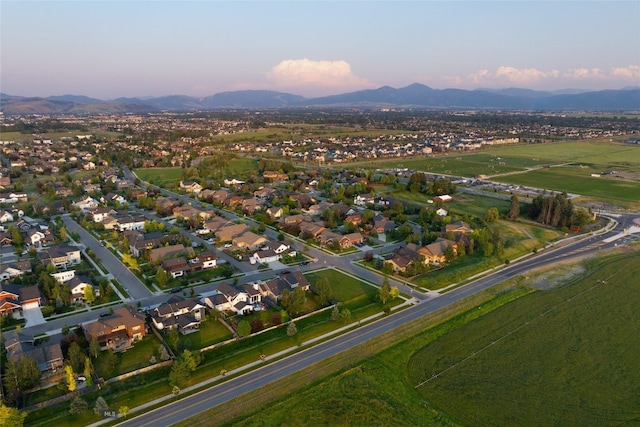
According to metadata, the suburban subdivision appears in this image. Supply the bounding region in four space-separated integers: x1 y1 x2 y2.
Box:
1 109 639 427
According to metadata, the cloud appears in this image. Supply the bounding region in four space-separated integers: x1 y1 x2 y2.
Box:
446 65 639 89
494 66 559 84
611 65 640 79
268 59 370 94
564 68 605 79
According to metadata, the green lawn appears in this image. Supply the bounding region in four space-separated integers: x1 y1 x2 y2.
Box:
133 167 185 187
94 334 163 379
176 319 233 350
305 269 378 302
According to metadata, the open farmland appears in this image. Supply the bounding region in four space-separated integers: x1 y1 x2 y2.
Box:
409 252 640 426
359 140 640 178
492 165 640 204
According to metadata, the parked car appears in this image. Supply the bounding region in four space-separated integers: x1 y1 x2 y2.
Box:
169 287 182 294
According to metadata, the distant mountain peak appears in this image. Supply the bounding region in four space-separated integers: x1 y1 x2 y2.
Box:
2 85 638 114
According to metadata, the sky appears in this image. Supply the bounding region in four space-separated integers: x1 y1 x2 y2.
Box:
1 1 639 99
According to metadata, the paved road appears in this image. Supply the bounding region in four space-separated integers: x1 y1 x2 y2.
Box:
117 218 637 427
62 215 153 300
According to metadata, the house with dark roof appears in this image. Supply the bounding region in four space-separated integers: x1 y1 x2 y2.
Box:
0 284 42 316
259 271 310 303
38 243 82 269
202 281 265 315
385 244 422 273
4 331 64 374
151 295 205 334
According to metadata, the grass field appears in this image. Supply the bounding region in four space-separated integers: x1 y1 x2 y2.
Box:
410 251 640 426
492 165 640 203
216 251 640 427
134 157 260 185
361 141 640 177
133 167 185 187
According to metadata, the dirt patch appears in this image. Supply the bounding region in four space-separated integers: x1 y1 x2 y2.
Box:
525 263 587 290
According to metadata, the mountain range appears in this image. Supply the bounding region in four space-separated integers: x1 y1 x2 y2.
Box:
1 84 639 114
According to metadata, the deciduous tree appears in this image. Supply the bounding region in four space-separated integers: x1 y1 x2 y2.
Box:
65 366 76 392
315 277 332 306
236 320 251 338
379 278 391 304
0 403 27 427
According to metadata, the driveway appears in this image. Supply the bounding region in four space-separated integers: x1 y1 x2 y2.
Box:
22 303 46 327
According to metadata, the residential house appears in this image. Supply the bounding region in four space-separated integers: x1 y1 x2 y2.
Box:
223 178 245 187
259 271 310 303
263 170 289 182
202 282 255 315
0 260 32 281
4 331 64 374
233 231 267 250
353 194 374 207
317 229 342 246
179 180 203 195
434 195 453 203
88 207 117 223
445 221 473 234
251 249 280 264
101 193 127 206
254 187 277 200
265 206 283 220
151 295 206 334
173 204 213 221
72 196 99 211
0 210 14 223
210 189 230 205
114 215 146 232
149 244 194 263
241 199 263 215
339 232 365 249
203 216 233 234
344 213 363 227
261 241 291 254
373 216 395 235
199 189 216 202
125 230 180 257
385 244 422 273
0 284 42 316
65 275 95 302
215 223 250 242
84 306 146 352
0 231 12 246
224 195 244 208
299 221 326 240
419 238 457 264
39 243 82 269
162 257 190 278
